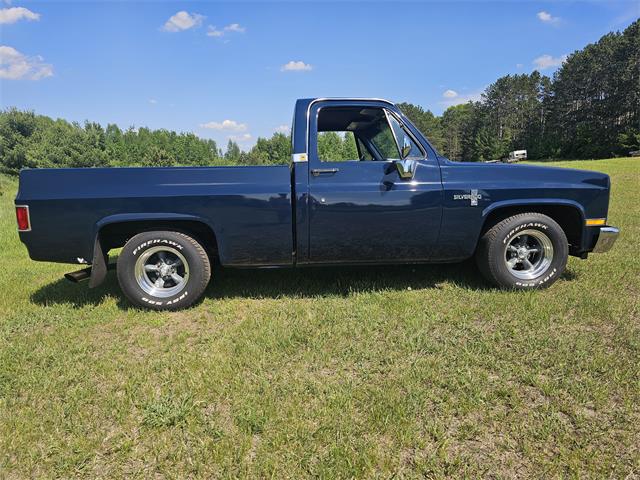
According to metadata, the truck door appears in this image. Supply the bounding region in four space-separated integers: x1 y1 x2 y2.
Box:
305 100 442 264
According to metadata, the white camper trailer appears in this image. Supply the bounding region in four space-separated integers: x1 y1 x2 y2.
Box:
506 150 527 163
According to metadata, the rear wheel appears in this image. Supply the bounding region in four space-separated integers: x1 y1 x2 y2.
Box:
117 231 211 310
476 213 568 289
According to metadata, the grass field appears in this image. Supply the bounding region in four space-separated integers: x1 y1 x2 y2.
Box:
0 158 638 478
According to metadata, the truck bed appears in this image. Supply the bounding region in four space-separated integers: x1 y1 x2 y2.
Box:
16 166 293 267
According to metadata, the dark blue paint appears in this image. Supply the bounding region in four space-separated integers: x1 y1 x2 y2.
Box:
436 159 610 260
17 166 293 266
304 99 442 263
15 98 612 269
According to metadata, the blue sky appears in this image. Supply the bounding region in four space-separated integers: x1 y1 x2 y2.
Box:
1 1 638 149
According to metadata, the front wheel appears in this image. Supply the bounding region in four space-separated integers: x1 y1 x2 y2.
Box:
117 231 211 310
476 213 568 289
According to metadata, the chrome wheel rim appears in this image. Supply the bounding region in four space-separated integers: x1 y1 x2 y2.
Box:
504 229 554 280
134 246 189 298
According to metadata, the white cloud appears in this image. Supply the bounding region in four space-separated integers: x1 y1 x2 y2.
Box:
281 60 312 72
229 133 252 142
0 6 40 24
162 11 204 32
225 23 245 33
537 11 560 25
439 89 483 107
200 119 248 132
207 23 246 38
533 54 567 70
275 124 290 134
0 45 53 80
149 99 158 105
207 26 224 37
516 63 524 69
442 89 458 99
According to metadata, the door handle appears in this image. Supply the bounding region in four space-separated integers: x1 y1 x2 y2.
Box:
311 168 339 176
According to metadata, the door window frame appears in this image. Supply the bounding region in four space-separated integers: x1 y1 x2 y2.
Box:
309 101 429 167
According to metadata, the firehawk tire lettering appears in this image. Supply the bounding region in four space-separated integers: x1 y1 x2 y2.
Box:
503 223 548 244
132 239 184 256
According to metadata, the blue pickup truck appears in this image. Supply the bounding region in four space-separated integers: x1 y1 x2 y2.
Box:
15 98 619 310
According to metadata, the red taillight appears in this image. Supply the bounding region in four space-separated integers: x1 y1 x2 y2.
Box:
16 206 30 231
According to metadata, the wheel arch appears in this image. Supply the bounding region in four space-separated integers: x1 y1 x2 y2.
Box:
88 213 220 288
479 200 585 253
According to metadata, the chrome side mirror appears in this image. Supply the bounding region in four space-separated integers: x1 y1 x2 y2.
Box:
401 136 412 159
396 158 416 179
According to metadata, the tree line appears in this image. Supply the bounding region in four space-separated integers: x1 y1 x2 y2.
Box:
401 19 638 161
0 20 637 174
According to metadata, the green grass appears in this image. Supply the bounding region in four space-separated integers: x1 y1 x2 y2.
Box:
0 158 639 478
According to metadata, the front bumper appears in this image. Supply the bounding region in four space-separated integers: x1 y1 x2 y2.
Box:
592 226 620 253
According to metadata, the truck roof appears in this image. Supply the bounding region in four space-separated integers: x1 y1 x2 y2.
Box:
298 97 395 106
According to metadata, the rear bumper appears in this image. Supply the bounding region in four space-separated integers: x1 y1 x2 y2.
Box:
592 226 619 253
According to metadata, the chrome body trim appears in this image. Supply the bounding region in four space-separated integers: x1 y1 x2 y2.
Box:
395 159 417 179
592 226 619 253
385 109 427 159
384 108 403 158
311 168 339 176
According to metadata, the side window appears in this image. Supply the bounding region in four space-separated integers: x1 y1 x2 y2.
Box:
387 113 424 159
317 132 359 162
316 106 400 162
315 106 425 162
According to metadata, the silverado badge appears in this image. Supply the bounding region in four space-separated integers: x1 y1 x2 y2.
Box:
454 189 482 206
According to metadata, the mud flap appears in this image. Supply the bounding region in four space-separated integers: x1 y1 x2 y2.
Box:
88 235 109 288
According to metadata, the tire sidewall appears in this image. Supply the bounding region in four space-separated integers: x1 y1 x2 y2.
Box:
492 216 567 289
117 232 207 309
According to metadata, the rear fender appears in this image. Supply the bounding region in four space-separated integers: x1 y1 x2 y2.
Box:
88 213 219 288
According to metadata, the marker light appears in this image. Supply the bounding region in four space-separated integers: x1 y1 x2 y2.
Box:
585 218 606 226
16 206 31 231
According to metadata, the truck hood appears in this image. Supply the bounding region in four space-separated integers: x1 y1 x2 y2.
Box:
441 158 610 189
